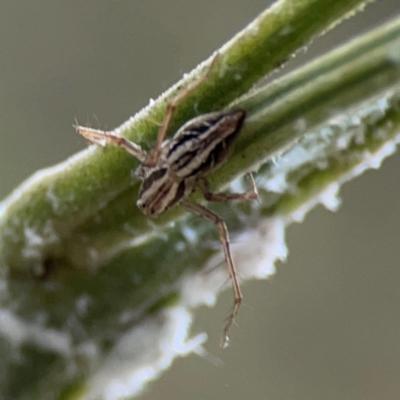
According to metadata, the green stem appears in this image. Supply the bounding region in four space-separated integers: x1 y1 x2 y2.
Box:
0 0 372 270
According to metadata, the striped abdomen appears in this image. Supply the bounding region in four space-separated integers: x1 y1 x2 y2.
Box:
136 109 246 217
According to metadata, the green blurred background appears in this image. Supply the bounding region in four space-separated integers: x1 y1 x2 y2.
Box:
1 1 400 399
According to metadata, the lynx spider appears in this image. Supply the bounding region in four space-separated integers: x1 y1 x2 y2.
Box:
76 58 258 347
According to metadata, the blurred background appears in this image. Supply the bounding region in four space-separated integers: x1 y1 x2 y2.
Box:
1 1 400 399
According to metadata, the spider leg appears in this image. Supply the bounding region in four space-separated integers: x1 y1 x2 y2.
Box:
198 173 258 202
146 55 220 167
75 125 147 163
181 199 241 348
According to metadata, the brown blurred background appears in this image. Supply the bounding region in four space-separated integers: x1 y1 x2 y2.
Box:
1 1 400 399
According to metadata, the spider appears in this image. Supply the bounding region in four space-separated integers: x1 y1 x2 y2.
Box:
76 58 258 346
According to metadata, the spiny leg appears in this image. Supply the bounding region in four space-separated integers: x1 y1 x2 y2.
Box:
146 55 220 167
181 199 241 348
74 125 147 163
198 173 258 202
